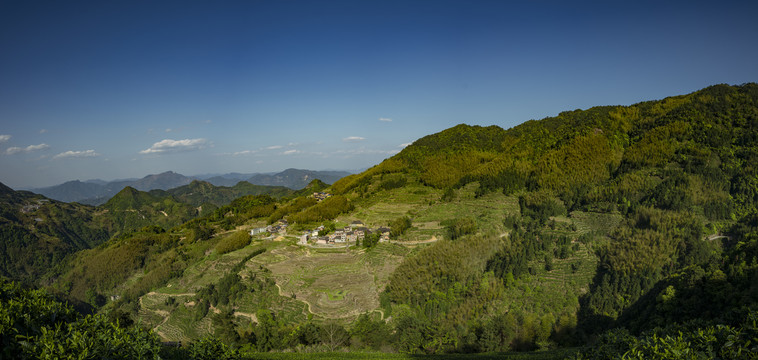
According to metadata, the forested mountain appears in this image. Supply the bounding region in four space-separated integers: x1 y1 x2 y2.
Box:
150 180 294 207
0 182 110 283
3 84 758 358
31 171 194 204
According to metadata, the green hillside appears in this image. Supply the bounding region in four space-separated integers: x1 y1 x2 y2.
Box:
0 184 110 283
4 83 758 357
101 186 199 235
151 180 295 207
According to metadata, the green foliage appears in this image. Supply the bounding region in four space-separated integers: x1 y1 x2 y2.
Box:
215 230 251 254
378 175 408 191
287 195 354 224
387 234 501 306
519 192 566 223
30 314 162 360
576 311 758 359
0 280 161 359
363 232 381 248
268 197 318 223
390 216 412 238
57 229 180 303
188 336 239 360
350 314 392 350
444 217 477 240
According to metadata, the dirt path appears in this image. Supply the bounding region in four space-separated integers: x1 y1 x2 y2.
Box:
373 309 385 320
395 236 439 245
233 311 258 322
146 291 196 297
138 294 172 337
707 234 729 241
275 283 316 315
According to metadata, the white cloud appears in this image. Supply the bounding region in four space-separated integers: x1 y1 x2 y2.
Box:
233 150 258 156
265 145 283 150
5 143 49 155
39 129 47 134
283 149 300 155
53 150 99 159
399 143 412 148
379 117 392 122
0 135 10 143
139 138 209 154
343 136 366 142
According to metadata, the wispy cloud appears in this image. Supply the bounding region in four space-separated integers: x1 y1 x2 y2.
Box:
53 150 99 159
5 143 49 155
265 145 283 150
233 150 259 156
39 129 47 134
379 117 392 122
0 135 10 143
140 138 209 154
283 149 300 155
343 136 366 142
399 142 412 148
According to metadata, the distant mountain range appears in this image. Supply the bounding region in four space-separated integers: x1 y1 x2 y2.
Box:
28 169 351 205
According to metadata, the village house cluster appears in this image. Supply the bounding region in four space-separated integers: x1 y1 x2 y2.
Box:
249 219 288 236
312 192 332 201
299 220 391 246
249 218 392 246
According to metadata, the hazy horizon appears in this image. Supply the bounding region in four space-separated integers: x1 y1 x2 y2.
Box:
11 167 359 191
2 0 757 188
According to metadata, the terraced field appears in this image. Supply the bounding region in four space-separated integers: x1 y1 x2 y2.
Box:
569 210 623 235
257 243 408 320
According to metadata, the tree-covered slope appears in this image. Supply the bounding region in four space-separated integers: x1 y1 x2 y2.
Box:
101 186 200 235
334 83 758 203
151 180 294 207
331 83 758 353
0 182 110 283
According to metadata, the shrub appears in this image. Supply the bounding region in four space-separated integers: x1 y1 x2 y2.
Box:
215 230 250 254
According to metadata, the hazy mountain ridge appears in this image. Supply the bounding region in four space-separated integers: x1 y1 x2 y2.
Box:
246 168 351 189
29 169 350 205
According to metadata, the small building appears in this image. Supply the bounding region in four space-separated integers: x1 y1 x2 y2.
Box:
250 227 267 236
313 192 333 201
350 220 365 228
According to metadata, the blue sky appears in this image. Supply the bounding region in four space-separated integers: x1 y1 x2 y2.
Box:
1 0 757 189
